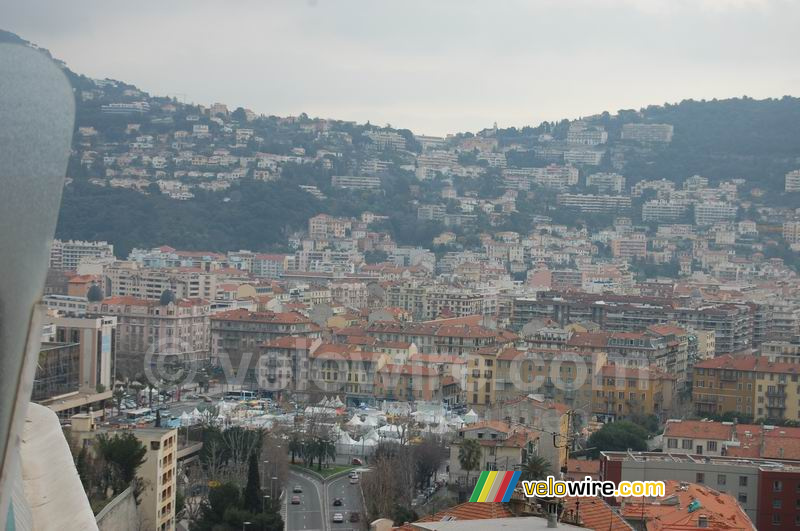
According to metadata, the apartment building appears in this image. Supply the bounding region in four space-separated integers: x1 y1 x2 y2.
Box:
585 172 625 194
556 194 632 213
308 214 353 240
256 337 321 397
621 123 674 143
693 355 800 421
308 344 381 403
591 365 675 421
211 308 321 385
365 320 510 356
374 363 440 402
89 296 211 373
45 314 116 394
135 428 178 531
449 421 540 486
601 451 800 529
695 201 737 226
567 124 608 146
50 239 115 271
783 220 800 245
331 174 381 190
642 199 689 222
512 291 753 355
610 233 646 260
105 262 218 300
785 169 800 193
364 130 406 150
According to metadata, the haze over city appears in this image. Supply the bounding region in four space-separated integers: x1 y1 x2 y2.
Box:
4 0 800 134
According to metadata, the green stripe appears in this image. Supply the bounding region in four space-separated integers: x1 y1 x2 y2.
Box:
469 471 489 502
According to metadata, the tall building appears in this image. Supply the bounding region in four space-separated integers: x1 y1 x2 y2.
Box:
586 172 625 194
135 428 178 531
105 262 218 300
694 201 737 226
50 239 114 271
89 296 211 374
621 123 674 143
785 169 800 193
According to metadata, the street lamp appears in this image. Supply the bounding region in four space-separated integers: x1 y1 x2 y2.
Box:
271 476 278 500
242 522 251 531
262 494 271 513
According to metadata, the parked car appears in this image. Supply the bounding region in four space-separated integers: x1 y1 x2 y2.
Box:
293 485 303 493
291 496 301 505
351 458 363 466
349 512 360 523
332 513 344 523
333 498 343 506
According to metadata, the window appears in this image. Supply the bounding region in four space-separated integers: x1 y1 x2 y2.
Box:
739 476 748 487
682 439 693 449
668 438 678 449
696 472 705 484
773 513 781 525
774 499 782 509
717 474 726 485
151 441 160 450
774 480 783 492
707 441 717 452
738 493 747 504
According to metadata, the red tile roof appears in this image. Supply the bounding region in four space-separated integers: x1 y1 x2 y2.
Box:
394 501 514 530
663 419 734 441
561 495 632 530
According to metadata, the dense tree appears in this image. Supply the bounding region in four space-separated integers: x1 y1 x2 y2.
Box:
587 421 649 458
242 452 262 514
95 432 147 494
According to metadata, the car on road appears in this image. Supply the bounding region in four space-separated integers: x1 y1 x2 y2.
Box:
349 475 359 484
332 513 344 523
349 512 360 523
291 495 301 505
293 485 303 493
351 458 363 465
333 498 343 506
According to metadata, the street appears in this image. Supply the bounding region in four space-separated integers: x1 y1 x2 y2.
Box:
286 468 365 531
286 469 325 531
326 473 365 531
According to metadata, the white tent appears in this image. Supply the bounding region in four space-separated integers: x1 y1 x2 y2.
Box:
464 409 479 424
347 415 364 427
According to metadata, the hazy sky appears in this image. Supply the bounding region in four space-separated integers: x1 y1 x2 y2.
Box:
3 0 799 135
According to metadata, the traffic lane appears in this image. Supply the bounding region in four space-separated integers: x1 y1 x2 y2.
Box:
287 469 324 531
327 474 364 529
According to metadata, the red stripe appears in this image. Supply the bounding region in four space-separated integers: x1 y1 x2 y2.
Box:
493 471 513 502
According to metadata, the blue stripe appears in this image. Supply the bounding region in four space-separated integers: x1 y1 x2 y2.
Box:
501 471 521 502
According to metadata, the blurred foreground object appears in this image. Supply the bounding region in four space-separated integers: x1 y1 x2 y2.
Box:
0 43 76 528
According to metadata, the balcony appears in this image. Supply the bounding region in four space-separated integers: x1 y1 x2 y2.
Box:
694 395 718 404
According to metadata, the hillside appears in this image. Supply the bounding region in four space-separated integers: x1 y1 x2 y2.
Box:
3 29 800 255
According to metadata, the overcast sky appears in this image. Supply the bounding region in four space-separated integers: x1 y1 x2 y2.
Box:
3 0 798 135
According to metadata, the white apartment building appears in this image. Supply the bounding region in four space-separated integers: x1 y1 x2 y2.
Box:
785 169 800 192
621 123 674 143
364 130 406 150
564 148 604 165
586 172 626 194
695 201 737 226
642 199 689 222
566 124 608 146
50 239 115 271
331 174 381 190
783 220 800 244
105 262 218 300
557 194 632 213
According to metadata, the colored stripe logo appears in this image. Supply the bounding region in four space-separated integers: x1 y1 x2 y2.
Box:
469 471 521 502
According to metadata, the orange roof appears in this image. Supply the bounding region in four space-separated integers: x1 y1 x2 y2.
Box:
261 336 316 350
663 419 734 441
394 502 513 530
459 420 513 434
618 480 755 530
561 495 632 531
567 331 611 349
696 354 800 375
211 308 310 324
567 459 600 476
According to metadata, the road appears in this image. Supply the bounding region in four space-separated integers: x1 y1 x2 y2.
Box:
326 472 365 531
287 469 325 531
286 469 366 531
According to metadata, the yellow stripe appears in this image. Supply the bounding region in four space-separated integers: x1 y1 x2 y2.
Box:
477 471 498 502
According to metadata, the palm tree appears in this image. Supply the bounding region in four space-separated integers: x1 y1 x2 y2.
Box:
521 455 550 481
457 438 482 486
112 387 125 416
288 433 302 464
